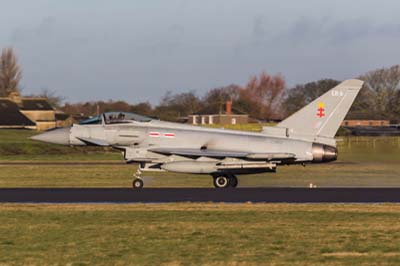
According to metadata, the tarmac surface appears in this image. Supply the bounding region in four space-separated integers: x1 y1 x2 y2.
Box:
1 188 400 203
0 162 124 165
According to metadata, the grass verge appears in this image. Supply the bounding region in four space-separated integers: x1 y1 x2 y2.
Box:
1 160 400 188
0 203 400 266
1 130 400 188
0 129 119 161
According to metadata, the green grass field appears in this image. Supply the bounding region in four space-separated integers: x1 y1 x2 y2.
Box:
0 129 119 161
1 160 400 188
1 203 400 266
1 131 400 266
1 129 400 187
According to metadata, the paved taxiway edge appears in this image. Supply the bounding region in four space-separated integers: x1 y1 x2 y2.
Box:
0 188 400 203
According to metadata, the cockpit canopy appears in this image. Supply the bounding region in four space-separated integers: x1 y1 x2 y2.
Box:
103 112 152 124
79 112 152 125
79 116 102 125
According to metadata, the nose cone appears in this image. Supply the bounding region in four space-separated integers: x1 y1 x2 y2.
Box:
30 127 71 145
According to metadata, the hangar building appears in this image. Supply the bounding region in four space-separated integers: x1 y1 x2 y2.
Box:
0 92 71 131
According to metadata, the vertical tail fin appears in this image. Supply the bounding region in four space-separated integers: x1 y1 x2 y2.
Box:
277 79 363 139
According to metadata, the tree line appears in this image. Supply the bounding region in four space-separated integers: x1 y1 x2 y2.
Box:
64 66 400 122
1 47 400 122
62 73 286 121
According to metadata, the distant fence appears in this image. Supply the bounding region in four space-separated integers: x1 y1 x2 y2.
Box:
337 136 400 151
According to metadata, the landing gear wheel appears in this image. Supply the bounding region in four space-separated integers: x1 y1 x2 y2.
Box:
132 178 144 189
213 175 230 188
228 175 238 188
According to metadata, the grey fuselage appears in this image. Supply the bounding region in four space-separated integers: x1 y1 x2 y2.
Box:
66 118 336 174
32 79 364 177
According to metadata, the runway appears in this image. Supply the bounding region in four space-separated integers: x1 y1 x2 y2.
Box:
1 188 400 203
0 162 124 165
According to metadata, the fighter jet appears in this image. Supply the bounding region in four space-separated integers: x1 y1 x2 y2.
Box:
31 79 363 188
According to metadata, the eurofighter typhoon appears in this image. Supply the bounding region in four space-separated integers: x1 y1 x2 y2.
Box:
32 79 363 188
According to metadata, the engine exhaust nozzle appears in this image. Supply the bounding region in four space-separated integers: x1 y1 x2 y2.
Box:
312 143 338 163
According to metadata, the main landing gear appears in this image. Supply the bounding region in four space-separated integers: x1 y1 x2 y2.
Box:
132 169 238 189
213 174 238 188
132 169 144 189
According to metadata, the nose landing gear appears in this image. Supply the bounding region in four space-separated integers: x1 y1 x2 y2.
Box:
132 169 144 189
133 178 144 189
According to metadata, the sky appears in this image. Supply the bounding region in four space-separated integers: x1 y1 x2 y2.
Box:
1 0 400 104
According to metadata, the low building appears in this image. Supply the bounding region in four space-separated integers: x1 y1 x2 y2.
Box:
19 98 57 131
188 100 249 125
55 112 74 128
342 120 390 127
341 119 400 136
0 92 72 131
0 99 36 129
188 114 249 125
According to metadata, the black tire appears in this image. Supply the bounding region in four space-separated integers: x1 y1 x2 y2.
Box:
213 175 230 188
132 178 144 189
228 175 238 188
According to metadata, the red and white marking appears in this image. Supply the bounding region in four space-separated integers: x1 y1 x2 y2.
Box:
149 132 160 137
163 133 175 138
149 132 175 138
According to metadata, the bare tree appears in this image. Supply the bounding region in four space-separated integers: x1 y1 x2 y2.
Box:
240 72 286 120
0 47 22 97
130 102 153 116
356 65 400 119
36 89 65 108
61 100 138 117
155 91 202 121
284 79 340 116
202 84 241 114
